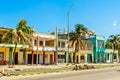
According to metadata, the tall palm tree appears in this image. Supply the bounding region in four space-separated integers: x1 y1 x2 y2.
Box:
16 19 34 65
69 24 89 63
2 19 34 65
2 29 18 65
106 34 120 62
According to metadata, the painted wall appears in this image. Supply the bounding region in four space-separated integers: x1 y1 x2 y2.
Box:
88 35 106 63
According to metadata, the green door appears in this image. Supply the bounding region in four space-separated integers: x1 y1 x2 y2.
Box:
87 54 92 63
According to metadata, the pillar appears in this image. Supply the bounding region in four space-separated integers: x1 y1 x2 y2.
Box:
43 51 45 64
117 53 119 62
66 52 68 63
23 48 26 65
9 47 13 65
85 54 87 63
92 54 94 63
78 53 80 63
32 50 34 65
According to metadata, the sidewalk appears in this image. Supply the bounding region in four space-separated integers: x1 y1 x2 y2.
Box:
0 63 120 72
0 64 68 72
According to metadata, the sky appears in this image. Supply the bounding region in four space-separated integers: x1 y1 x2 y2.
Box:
0 0 120 40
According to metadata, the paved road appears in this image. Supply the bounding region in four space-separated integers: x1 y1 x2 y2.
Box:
1 68 120 80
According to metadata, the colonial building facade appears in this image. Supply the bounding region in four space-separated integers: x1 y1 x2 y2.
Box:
0 27 119 65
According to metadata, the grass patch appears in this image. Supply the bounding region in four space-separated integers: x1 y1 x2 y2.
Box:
95 65 120 69
11 69 72 76
10 64 120 76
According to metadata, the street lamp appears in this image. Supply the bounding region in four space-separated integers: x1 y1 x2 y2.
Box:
67 3 74 63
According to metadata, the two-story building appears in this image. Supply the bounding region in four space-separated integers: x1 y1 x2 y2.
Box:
0 27 28 65
57 30 94 64
89 35 106 63
27 32 56 65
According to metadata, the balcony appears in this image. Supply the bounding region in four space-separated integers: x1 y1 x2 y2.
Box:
0 43 29 48
33 46 55 52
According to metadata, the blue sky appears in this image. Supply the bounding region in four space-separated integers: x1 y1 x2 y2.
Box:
0 0 120 39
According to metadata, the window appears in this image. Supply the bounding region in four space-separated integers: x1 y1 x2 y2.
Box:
45 41 49 46
107 54 109 60
34 40 37 46
58 55 64 59
39 41 43 46
114 54 116 59
87 43 91 50
45 54 48 59
0 35 2 43
80 56 85 60
20 49 24 52
58 42 60 47
0 52 4 61
97 40 104 48
61 42 65 48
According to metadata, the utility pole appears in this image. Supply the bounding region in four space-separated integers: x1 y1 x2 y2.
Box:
55 27 58 64
67 3 74 63
36 36 39 65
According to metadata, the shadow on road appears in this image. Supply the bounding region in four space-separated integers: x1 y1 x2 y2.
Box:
116 70 120 72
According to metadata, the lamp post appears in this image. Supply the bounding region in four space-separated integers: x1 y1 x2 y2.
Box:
67 3 74 63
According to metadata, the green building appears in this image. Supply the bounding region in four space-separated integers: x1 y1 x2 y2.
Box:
89 35 106 63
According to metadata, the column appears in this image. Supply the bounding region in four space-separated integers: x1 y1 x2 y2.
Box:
9 47 13 65
66 52 68 63
78 53 80 63
43 51 45 64
85 54 87 63
92 54 94 63
117 53 119 62
110 53 112 63
32 50 34 65
23 48 26 65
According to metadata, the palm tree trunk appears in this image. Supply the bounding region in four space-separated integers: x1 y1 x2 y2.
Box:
13 42 17 65
112 43 114 63
112 49 115 63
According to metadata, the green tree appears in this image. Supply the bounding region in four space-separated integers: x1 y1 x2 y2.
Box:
69 24 89 63
106 34 120 62
2 19 34 65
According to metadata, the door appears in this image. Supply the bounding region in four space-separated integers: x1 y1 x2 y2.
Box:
87 54 92 63
28 54 32 64
39 54 43 64
98 54 104 62
50 54 53 64
14 52 18 64
34 54 36 64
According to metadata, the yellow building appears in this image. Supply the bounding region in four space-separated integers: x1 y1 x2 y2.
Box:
0 27 28 65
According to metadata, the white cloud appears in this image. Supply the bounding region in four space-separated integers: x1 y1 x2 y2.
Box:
113 20 117 27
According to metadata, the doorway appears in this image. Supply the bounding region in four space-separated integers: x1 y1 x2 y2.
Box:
28 54 32 64
50 54 53 64
14 52 18 64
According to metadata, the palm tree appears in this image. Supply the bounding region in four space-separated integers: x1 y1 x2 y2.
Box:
2 19 34 65
106 34 120 62
2 29 18 65
69 24 89 63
